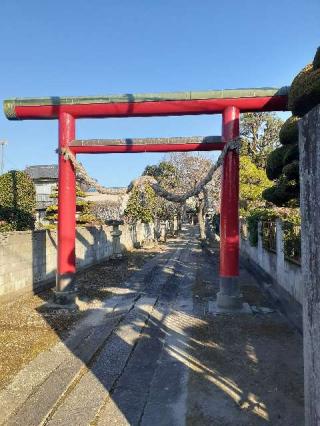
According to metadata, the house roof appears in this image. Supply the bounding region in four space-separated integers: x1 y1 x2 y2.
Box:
25 164 58 180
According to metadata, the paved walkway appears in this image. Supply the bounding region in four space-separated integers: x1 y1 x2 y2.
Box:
0 227 304 425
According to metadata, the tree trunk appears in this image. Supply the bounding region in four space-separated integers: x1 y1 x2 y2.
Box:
299 104 320 426
197 195 206 240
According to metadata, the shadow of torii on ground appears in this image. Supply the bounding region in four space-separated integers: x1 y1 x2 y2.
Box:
0 227 304 425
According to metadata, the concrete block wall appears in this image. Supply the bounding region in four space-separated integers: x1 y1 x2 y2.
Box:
240 219 303 304
0 222 155 302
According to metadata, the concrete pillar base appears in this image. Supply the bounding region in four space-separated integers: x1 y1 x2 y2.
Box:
54 273 76 306
209 301 251 315
111 253 123 260
217 277 243 309
53 289 76 306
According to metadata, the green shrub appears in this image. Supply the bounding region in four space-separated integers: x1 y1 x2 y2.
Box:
246 209 277 246
282 161 299 181
45 184 95 225
246 208 300 247
288 63 320 117
239 155 272 213
124 185 156 223
283 143 299 165
266 146 289 180
279 116 299 145
262 178 299 207
0 170 35 231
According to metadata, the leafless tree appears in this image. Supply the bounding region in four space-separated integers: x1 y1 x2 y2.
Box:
166 153 220 240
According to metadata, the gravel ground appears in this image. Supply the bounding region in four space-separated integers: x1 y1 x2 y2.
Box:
0 246 163 390
186 241 304 425
0 231 304 425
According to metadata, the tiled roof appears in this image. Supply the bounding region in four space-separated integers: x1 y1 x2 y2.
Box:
25 165 58 180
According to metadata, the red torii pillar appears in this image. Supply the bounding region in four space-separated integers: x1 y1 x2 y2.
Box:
55 112 77 304
3 88 288 305
217 106 242 309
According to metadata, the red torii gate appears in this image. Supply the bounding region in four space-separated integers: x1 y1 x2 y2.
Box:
4 87 289 307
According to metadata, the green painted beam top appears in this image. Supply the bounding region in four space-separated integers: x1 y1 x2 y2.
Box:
4 87 289 107
70 136 222 146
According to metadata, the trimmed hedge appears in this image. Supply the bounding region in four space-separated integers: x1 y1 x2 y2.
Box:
279 116 299 145
0 170 36 230
262 178 299 207
283 161 299 181
313 47 320 70
283 143 299 165
266 145 290 180
45 184 96 225
288 63 320 117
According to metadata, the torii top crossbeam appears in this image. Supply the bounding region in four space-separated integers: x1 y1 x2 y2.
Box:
3 87 289 120
3 86 289 308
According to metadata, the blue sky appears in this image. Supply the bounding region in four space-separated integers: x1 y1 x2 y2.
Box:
0 0 319 186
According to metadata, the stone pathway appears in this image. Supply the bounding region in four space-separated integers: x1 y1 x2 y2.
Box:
0 227 304 425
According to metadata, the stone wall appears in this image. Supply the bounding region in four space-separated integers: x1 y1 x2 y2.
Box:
240 219 303 305
0 222 155 302
299 104 320 424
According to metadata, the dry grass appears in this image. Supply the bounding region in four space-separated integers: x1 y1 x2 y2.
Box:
0 246 162 390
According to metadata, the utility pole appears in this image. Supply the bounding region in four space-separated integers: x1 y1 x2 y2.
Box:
0 140 8 175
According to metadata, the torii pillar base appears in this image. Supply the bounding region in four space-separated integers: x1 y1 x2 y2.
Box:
54 273 77 306
217 277 243 310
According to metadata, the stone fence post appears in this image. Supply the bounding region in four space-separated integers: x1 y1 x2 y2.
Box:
106 219 123 259
160 221 167 242
276 219 285 279
257 221 263 264
173 214 178 235
299 104 320 426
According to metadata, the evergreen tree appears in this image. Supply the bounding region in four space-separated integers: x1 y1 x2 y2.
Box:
240 156 272 214
240 112 283 169
0 170 36 231
124 184 157 223
45 184 95 225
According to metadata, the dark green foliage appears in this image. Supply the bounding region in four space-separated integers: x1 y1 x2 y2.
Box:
288 63 320 117
144 162 176 180
0 170 36 231
262 178 299 207
266 146 289 180
246 208 277 246
265 141 299 207
124 185 156 223
126 160 181 224
263 48 320 207
45 184 95 225
279 116 299 145
143 162 177 191
283 161 299 181
142 161 179 221
283 143 299 164
313 46 320 70
282 220 301 263
240 112 283 169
